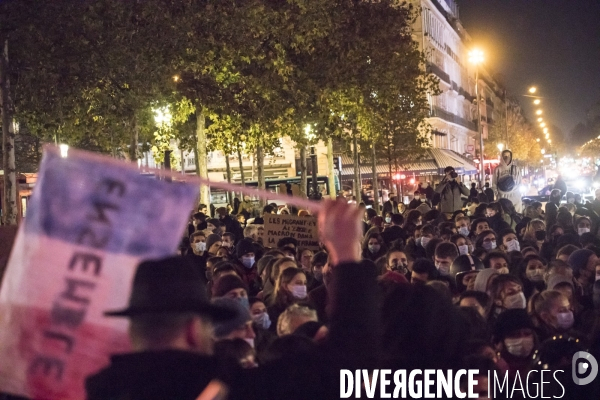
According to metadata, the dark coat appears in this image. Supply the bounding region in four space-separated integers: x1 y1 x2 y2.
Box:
85 350 244 400
381 225 408 247
435 179 470 214
220 215 244 242
487 213 510 234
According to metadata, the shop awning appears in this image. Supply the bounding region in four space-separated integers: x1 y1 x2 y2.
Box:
340 161 439 181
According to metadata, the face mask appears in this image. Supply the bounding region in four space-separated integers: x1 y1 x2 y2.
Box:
290 285 307 299
312 268 323 281
503 292 526 309
504 337 534 358
414 196 420 200
385 217 392 224
506 240 520 252
252 312 271 330
421 198 427 202
420 237 431 248
458 244 469 255
483 240 497 251
237 296 250 309
244 338 255 349
578 227 590 236
436 264 450 276
368 244 381 254
567 198 575 204
194 242 206 253
535 231 546 241
459 227 470 237
241 256 255 269
556 311 574 330
526 269 544 282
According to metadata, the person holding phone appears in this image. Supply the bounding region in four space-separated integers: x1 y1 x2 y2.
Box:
435 166 470 216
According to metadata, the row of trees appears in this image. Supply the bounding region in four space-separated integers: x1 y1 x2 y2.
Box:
0 0 437 221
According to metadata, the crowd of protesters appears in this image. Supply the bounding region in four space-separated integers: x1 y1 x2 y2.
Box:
77 165 600 399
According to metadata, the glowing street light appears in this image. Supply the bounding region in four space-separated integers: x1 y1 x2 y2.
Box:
529 87 537 94
536 110 543 115
153 106 172 128
548 139 552 144
541 149 546 154
543 128 548 133
173 75 180 82
540 122 546 128
537 117 543 122
497 143 504 152
59 144 69 158
536 138 540 142
468 48 485 188
534 99 541 105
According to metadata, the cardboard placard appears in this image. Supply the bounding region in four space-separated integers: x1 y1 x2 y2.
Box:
264 213 319 250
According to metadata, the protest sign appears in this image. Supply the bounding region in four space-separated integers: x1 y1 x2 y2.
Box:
264 214 319 250
0 146 199 400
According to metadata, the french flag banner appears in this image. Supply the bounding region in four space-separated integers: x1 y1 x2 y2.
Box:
0 146 199 399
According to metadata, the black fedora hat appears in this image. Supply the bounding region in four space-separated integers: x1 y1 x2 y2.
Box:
105 256 235 321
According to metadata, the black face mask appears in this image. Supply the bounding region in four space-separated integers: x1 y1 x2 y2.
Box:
551 234 562 243
535 231 546 241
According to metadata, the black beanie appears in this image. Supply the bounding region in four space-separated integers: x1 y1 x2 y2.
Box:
213 274 249 298
236 238 256 259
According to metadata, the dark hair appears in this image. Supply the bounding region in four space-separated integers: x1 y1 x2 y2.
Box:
556 244 580 260
425 238 444 260
412 259 437 277
366 208 378 220
190 231 206 242
556 211 574 230
214 338 254 367
486 202 503 215
488 274 523 303
260 335 317 365
277 237 299 249
483 250 510 269
274 267 305 306
450 234 468 245
311 251 328 267
222 232 235 242
460 290 491 310
470 218 488 236
435 242 459 260
212 263 239 281
475 230 497 250
404 210 422 226
472 248 487 260
390 213 404 225
263 205 275 214
456 306 491 342
420 224 436 237
498 229 517 242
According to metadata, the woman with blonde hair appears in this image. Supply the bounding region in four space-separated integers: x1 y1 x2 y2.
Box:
529 290 576 342
522 219 546 249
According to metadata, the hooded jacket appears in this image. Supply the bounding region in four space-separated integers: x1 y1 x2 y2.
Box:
434 178 470 214
493 150 523 212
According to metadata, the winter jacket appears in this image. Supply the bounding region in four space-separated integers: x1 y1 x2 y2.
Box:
434 179 470 213
493 150 522 212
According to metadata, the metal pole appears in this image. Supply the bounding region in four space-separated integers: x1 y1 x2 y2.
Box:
476 67 485 188
310 146 318 199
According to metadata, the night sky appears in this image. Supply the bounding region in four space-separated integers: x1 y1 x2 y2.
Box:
458 0 600 142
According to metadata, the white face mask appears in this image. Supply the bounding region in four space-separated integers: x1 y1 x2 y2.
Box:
503 292 526 309
556 311 574 330
194 242 206 253
385 217 392 224
458 227 470 237
458 244 469 255
368 244 381 254
504 337 534 357
252 312 271 330
420 237 431 248
436 263 450 276
244 338 255 349
506 240 520 252
290 285 307 299
578 227 590 236
526 269 544 282
483 240 497 251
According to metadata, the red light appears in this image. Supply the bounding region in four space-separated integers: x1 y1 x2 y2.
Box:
400 174 406 180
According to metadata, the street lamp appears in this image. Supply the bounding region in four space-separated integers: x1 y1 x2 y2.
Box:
543 128 549 134
541 149 546 154
469 48 485 188
529 87 537 94
536 138 540 142
540 122 546 128
534 99 541 105
536 110 543 115
497 143 504 152
537 117 543 122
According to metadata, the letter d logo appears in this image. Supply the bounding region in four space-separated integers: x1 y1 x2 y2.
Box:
572 351 598 385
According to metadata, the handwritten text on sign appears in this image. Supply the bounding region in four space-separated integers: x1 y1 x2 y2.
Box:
264 214 319 250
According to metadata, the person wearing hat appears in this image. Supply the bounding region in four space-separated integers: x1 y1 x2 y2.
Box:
493 308 538 380
212 298 256 348
205 233 223 257
212 274 250 309
85 256 241 400
450 254 484 293
233 238 261 296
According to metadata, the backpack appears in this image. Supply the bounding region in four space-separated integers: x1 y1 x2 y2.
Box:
497 165 517 192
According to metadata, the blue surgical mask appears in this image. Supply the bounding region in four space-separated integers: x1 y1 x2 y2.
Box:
237 296 250 309
242 256 255 269
458 227 470 237
482 240 497 251
253 312 271 330
420 237 431 248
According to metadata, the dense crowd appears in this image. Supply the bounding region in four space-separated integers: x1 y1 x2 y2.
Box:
77 166 600 400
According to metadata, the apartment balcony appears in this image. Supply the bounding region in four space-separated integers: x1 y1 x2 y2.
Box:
427 63 450 84
430 106 477 132
451 81 459 92
458 87 475 102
